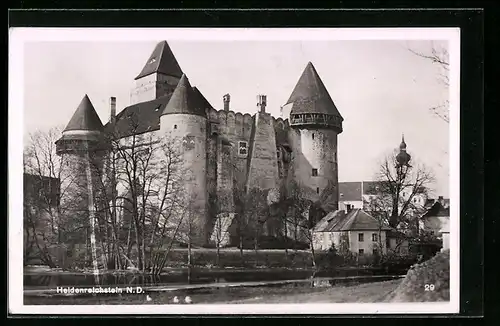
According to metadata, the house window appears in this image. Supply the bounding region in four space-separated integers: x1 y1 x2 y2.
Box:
372 233 378 242
358 249 364 255
316 187 320 194
373 248 378 255
238 141 248 156
312 168 318 176
358 233 364 242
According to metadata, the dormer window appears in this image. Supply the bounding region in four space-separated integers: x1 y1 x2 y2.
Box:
148 58 157 64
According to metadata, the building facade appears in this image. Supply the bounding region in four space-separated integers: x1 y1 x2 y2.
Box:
55 41 345 246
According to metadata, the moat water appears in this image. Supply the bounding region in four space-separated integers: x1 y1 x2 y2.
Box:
24 267 406 289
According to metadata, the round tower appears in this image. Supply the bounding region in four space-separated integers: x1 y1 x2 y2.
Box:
286 62 344 211
55 95 108 238
159 74 208 245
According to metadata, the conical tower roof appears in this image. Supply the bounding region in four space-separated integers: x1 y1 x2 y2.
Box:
135 41 183 80
162 74 207 118
286 62 343 120
63 94 104 132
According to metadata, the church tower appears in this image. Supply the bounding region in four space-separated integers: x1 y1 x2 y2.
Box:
130 41 183 105
286 62 344 211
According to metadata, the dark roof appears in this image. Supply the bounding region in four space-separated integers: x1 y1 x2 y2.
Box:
135 41 183 80
286 62 343 119
421 201 450 219
105 85 213 138
107 95 171 137
362 181 386 195
64 95 104 132
339 182 362 201
192 87 214 112
162 74 207 118
313 208 391 232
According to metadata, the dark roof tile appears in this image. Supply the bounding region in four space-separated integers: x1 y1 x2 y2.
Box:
135 41 183 80
162 74 207 118
64 95 104 132
339 182 362 201
286 62 343 119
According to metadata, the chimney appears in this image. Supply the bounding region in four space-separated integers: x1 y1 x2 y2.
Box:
109 97 116 124
223 94 230 111
257 94 267 113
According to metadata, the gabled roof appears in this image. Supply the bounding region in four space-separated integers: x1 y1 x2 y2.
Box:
421 201 450 219
285 62 343 119
135 41 183 80
63 95 104 132
313 208 391 232
339 182 362 201
162 74 207 118
104 85 213 138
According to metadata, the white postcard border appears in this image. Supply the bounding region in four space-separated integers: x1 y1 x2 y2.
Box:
9 27 460 315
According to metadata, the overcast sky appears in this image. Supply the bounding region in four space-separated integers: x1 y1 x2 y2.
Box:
22 39 450 197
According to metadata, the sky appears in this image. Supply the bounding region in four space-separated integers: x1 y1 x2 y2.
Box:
22 37 451 197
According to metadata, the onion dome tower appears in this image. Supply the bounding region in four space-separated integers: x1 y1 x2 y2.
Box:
285 62 343 211
396 134 412 167
160 74 208 245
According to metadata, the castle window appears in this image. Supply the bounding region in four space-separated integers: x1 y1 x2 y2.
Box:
316 187 320 194
312 168 318 177
173 124 177 129
312 133 315 140
238 141 248 157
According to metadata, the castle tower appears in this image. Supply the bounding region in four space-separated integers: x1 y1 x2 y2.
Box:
55 94 108 251
159 74 208 245
286 62 344 211
130 41 183 105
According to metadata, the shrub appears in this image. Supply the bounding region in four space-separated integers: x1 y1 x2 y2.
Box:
317 243 343 269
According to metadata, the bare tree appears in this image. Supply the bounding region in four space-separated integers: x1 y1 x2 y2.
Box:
99 115 187 274
23 127 86 269
364 152 435 234
408 42 450 123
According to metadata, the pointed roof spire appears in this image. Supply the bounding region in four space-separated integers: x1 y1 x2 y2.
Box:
135 41 183 80
285 62 343 119
63 95 104 132
396 133 411 166
162 74 206 118
400 133 407 150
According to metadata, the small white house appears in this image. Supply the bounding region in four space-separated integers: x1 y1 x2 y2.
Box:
440 219 450 251
312 208 391 255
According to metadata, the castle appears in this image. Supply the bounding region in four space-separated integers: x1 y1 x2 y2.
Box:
55 41 344 247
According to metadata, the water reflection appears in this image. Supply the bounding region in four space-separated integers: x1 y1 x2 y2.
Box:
24 267 405 289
